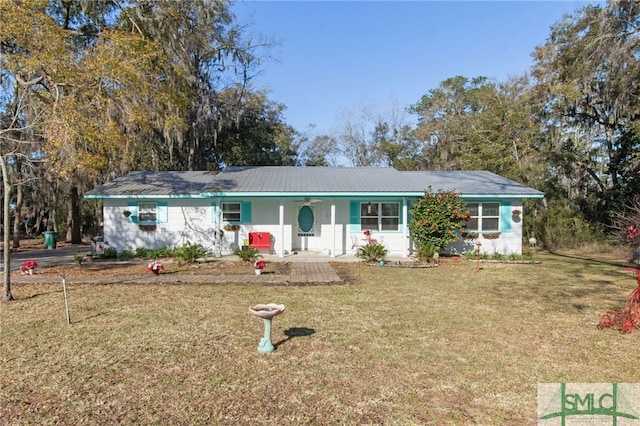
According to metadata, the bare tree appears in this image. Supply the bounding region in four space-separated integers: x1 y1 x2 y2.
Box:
337 103 381 166
298 128 340 167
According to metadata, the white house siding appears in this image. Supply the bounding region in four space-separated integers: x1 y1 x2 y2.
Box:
103 199 217 252
447 200 525 255
101 197 525 257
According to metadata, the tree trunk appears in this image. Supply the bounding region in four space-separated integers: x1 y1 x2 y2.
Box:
48 191 57 234
70 186 82 244
12 163 22 249
1 156 13 301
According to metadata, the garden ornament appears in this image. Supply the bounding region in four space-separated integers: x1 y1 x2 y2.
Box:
249 304 286 352
598 267 640 334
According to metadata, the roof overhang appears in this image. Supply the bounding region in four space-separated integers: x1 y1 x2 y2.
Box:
86 192 544 200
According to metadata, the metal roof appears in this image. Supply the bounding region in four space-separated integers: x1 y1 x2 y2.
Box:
399 170 544 196
84 167 544 198
84 171 215 197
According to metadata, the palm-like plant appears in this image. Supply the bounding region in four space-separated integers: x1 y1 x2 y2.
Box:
357 243 387 263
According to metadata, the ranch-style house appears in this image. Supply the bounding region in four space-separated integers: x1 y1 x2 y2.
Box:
84 166 544 258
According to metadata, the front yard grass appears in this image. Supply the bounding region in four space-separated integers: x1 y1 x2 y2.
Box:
1 251 637 425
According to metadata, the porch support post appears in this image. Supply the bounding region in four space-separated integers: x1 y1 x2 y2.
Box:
330 200 336 257
279 200 285 258
402 198 409 257
216 198 226 254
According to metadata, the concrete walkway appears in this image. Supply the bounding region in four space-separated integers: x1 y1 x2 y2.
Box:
289 262 342 283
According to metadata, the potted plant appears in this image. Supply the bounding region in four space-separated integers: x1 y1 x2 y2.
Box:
254 259 266 275
20 260 38 275
147 260 164 275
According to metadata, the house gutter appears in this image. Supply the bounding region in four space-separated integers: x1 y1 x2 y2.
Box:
85 192 544 200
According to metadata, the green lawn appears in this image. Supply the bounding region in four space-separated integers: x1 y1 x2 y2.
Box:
1 251 637 425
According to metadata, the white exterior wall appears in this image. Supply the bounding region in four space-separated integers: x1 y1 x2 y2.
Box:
101 197 525 257
447 200 525 255
103 199 218 252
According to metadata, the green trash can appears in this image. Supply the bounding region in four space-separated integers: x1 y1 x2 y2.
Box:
43 231 57 249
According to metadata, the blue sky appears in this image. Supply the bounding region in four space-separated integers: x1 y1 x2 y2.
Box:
232 1 595 136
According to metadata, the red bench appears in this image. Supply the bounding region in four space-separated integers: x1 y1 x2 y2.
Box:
249 232 271 254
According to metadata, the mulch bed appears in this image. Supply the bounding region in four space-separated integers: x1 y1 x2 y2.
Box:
7 239 359 284
12 259 291 279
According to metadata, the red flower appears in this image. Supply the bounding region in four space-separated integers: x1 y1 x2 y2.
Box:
147 261 164 274
20 260 38 273
363 229 371 236
254 259 266 270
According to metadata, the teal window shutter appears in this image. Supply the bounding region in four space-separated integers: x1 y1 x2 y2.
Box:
211 202 218 224
127 202 139 224
241 202 252 224
349 201 360 232
500 202 512 232
157 202 168 223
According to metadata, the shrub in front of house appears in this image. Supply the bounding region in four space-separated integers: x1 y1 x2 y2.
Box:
118 249 135 260
235 247 259 262
146 246 173 259
173 242 207 263
357 243 387 263
135 247 150 258
463 251 534 262
132 246 172 259
102 247 118 259
409 188 469 262
491 251 504 261
416 242 440 263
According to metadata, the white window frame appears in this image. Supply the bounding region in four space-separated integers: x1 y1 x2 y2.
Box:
222 202 241 223
466 202 500 232
360 202 399 231
138 202 157 224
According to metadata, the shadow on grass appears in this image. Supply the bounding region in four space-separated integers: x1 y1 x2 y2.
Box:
274 327 315 348
549 250 635 269
72 310 113 323
13 288 60 300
